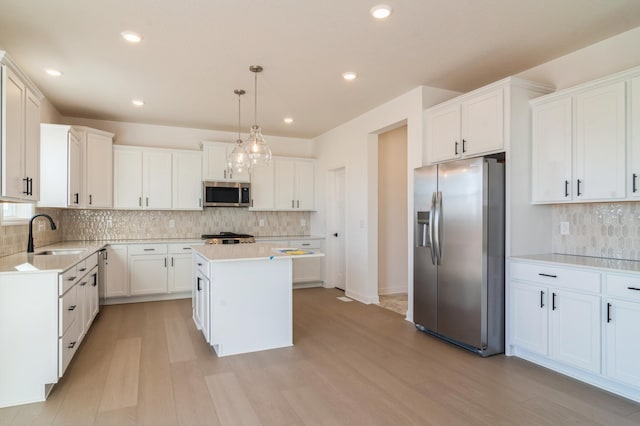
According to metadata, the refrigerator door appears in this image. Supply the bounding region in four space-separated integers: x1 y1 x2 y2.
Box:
413 165 438 331
436 157 486 349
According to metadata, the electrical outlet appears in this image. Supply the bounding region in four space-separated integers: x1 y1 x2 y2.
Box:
169 219 175 228
106 219 113 227
259 219 264 227
301 219 306 226
38 222 45 231
560 221 570 235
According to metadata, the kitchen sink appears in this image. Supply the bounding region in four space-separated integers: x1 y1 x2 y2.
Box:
35 249 86 256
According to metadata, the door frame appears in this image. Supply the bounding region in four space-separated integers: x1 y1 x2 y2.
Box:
326 166 346 290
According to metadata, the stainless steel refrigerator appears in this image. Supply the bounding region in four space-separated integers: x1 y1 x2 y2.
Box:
414 156 505 357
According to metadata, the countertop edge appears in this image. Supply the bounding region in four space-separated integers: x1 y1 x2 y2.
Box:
509 254 640 275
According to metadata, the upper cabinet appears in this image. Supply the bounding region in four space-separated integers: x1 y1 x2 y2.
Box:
113 146 202 211
425 86 505 163
40 125 114 208
202 141 250 182
531 67 640 204
249 157 316 211
0 52 43 202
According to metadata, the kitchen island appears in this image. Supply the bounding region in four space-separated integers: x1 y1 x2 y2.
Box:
191 242 323 357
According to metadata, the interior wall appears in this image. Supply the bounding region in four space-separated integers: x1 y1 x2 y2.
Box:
378 126 408 295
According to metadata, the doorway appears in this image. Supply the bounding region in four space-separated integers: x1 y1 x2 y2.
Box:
377 125 408 315
328 167 346 291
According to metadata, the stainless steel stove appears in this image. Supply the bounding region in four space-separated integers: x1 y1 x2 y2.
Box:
201 232 255 244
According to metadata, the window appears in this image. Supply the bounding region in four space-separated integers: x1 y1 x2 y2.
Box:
1 203 34 226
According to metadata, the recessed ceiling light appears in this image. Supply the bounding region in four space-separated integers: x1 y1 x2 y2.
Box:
121 31 143 43
342 72 357 81
370 4 392 19
45 69 62 77
132 99 145 107
283 117 294 124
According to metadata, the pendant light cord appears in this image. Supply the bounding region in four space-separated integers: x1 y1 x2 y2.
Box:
253 69 258 127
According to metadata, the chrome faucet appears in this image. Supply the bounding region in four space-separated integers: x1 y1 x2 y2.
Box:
27 214 57 253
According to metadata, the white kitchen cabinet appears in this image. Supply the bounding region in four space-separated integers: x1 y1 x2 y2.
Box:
172 151 202 210
425 86 504 164
193 256 211 343
113 148 143 209
128 244 168 295
202 141 250 182
549 289 601 374
104 245 129 298
531 98 573 203
629 76 640 198
274 158 315 210
510 281 548 355
143 151 173 209
1 53 43 201
83 129 114 208
168 243 202 293
114 147 172 209
531 76 628 203
249 160 275 209
68 132 82 206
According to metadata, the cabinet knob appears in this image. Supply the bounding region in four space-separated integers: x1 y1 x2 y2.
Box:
68 341 77 349
68 305 77 311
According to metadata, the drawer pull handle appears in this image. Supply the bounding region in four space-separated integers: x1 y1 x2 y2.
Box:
68 305 77 311
68 341 77 349
538 273 557 278
143 248 155 251
627 286 640 291
68 276 77 281
80 281 87 286
79 268 86 272
540 290 544 308
183 247 191 250
607 303 612 323
301 243 310 246
197 263 203 266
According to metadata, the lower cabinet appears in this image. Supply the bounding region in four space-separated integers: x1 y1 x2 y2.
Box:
129 244 169 295
104 245 129 298
508 258 640 403
193 254 211 343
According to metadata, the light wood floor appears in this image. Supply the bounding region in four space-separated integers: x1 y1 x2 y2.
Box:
1 288 639 425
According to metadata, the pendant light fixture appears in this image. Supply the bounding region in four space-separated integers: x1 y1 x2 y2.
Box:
241 65 272 168
227 89 250 174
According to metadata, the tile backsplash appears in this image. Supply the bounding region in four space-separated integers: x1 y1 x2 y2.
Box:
0 208 63 258
552 202 640 261
61 208 311 241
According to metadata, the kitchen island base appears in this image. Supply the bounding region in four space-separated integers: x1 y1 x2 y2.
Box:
193 249 294 357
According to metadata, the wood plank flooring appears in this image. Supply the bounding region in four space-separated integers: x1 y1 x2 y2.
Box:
1 288 639 425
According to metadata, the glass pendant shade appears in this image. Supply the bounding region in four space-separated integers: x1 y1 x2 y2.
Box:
242 125 272 167
228 138 250 174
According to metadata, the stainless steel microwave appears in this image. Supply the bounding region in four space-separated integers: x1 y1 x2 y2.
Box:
203 181 250 207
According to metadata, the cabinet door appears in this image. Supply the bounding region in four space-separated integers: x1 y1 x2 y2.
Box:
510 281 548 355
531 98 573 203
294 160 315 210
2 66 26 199
173 151 202 210
426 103 460 163
77 279 90 339
605 299 640 387
202 142 228 181
169 254 193 293
549 290 601 373
630 77 640 198
89 269 99 322
461 87 504 157
24 88 40 201
105 245 129 298
194 270 210 343
274 159 296 209
575 82 626 201
249 161 274 210
68 132 82 207
85 132 113 208
114 149 143 209
143 151 172 209
129 254 168 295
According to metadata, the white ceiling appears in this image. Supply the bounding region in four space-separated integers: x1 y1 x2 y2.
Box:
1 0 640 139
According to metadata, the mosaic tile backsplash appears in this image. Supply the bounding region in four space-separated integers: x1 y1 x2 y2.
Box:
552 202 640 261
0 208 63 258
61 208 311 241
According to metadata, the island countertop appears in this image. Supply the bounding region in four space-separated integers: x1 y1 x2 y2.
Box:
192 242 324 263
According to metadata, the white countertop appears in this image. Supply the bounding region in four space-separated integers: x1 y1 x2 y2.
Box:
192 242 324 263
0 241 106 274
510 254 640 274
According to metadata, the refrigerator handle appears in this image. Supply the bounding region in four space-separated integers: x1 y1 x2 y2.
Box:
434 191 443 265
428 193 437 265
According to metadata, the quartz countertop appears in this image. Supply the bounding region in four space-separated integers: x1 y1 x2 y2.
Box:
0 241 106 274
256 235 324 241
192 242 324 263
510 254 640 274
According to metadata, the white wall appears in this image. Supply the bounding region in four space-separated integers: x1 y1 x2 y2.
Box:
40 97 63 124
378 126 408 295
311 86 459 305
60 117 314 157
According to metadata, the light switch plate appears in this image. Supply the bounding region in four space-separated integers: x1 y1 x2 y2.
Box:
169 219 175 228
560 221 570 235
259 219 264 227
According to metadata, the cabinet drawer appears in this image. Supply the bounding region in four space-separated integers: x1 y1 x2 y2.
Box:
510 261 600 293
60 265 79 295
606 274 640 302
59 285 78 337
128 243 168 255
59 319 80 376
194 253 209 277
82 252 99 271
289 239 321 250
168 242 201 254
